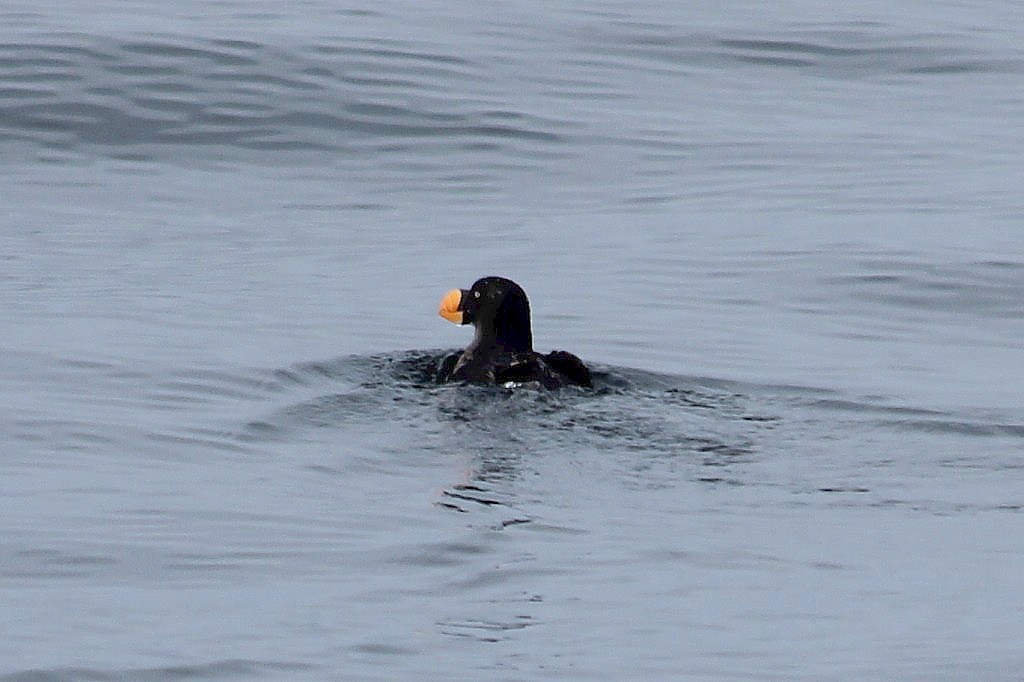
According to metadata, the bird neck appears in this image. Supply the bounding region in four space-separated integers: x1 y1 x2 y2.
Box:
473 295 533 353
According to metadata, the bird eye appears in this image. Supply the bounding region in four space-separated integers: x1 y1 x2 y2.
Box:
474 291 481 298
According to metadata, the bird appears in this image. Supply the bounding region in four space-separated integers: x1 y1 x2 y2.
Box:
436 276 592 389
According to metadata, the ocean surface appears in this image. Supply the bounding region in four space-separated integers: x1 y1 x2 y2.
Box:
2 1 1023 679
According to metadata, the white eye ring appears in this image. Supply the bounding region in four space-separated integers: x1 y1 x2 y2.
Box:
474 291 481 298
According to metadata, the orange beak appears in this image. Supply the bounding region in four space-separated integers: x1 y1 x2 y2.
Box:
438 289 464 324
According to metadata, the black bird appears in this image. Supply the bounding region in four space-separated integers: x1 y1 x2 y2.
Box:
436 276 592 389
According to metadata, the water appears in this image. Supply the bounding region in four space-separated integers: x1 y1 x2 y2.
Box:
2 1 1023 679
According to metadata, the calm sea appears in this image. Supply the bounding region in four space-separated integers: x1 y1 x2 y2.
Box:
2 1 1023 679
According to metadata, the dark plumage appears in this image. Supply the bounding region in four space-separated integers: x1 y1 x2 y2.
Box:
436 276 592 389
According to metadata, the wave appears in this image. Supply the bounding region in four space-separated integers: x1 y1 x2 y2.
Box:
3 24 1019 161
0 659 313 682
0 35 571 159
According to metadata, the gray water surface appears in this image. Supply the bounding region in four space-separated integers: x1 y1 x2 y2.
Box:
2 1 1023 680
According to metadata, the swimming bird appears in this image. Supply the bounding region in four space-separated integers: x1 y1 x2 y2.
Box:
436 276 592 389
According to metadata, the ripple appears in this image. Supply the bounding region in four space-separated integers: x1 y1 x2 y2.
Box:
436 615 536 643
0 35 573 160
885 418 1024 439
585 26 1024 79
824 258 1024 319
0 660 315 682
